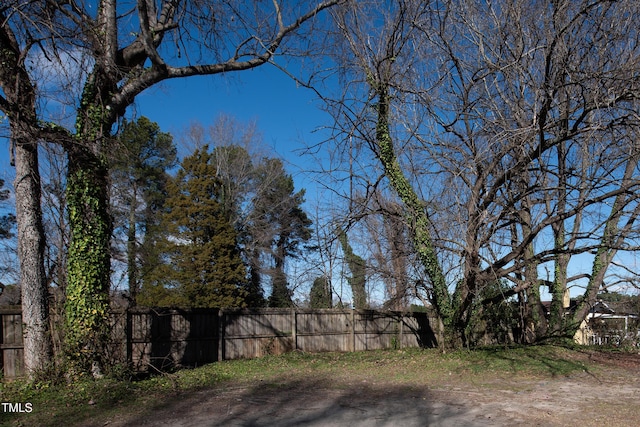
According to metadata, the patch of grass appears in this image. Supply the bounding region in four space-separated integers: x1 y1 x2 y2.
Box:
0 376 142 427
0 345 602 426
453 344 592 377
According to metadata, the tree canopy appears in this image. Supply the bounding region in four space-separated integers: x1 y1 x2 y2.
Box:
111 116 177 303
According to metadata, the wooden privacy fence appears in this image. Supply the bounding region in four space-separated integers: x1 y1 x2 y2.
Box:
0 307 23 378
1 307 439 378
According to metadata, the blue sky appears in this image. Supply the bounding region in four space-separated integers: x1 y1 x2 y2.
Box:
134 65 333 192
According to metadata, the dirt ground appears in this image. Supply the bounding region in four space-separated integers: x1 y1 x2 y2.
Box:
102 351 640 427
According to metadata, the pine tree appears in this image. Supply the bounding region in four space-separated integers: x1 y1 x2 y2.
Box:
251 159 312 307
210 144 265 307
310 276 332 308
141 146 248 308
111 117 176 303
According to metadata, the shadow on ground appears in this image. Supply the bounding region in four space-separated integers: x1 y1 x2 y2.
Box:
116 378 500 427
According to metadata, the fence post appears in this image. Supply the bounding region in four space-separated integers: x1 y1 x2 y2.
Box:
217 309 224 361
291 308 297 351
350 309 355 352
399 314 404 349
126 309 132 366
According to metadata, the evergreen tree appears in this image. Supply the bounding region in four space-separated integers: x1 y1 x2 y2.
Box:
269 268 293 308
251 159 313 307
210 144 265 307
310 276 332 308
111 117 176 303
141 147 248 308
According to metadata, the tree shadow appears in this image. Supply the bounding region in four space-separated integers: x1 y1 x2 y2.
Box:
402 312 438 348
472 345 592 377
120 378 493 427
131 308 218 373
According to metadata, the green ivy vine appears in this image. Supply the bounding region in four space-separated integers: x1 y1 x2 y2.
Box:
64 149 112 374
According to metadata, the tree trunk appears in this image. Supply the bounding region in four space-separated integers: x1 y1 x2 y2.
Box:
127 183 138 303
64 144 112 375
2 9 52 379
337 228 367 309
13 137 52 376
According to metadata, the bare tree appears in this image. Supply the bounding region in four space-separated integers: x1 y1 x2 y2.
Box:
327 0 461 340
364 194 413 310
323 0 640 346
427 0 640 340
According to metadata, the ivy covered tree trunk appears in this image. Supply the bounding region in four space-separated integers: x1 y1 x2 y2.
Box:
337 228 367 309
373 85 455 338
61 0 120 372
64 66 115 375
64 144 112 375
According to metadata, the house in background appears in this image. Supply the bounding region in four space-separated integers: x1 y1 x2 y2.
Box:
574 300 640 346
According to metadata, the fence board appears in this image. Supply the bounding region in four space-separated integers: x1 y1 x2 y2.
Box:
1 307 24 378
222 309 295 359
296 311 351 352
1 307 437 378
